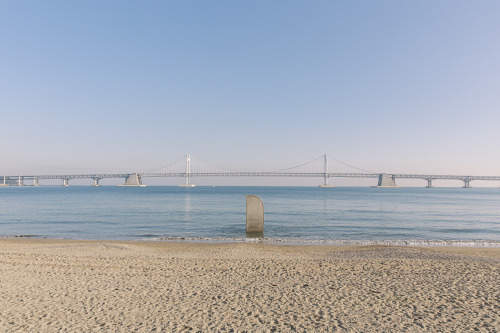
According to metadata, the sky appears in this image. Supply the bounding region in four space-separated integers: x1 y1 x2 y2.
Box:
1 1 500 186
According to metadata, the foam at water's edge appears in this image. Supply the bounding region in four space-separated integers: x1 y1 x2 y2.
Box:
2 234 499 248
0 235 43 238
148 236 500 248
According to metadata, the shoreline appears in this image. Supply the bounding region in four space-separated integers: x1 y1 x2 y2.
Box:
1 239 499 331
2 237 500 260
2 235 500 248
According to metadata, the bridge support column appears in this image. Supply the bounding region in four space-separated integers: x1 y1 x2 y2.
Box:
426 179 434 188
463 179 471 188
63 178 70 186
319 154 334 188
180 175 195 187
1 176 13 186
179 155 196 187
375 173 398 187
319 177 334 188
93 178 101 186
18 176 24 186
33 177 39 186
120 173 144 186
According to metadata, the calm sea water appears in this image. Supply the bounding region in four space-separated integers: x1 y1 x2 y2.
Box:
1 186 499 246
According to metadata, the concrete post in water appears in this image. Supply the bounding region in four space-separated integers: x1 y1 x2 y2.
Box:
375 173 398 187
120 173 145 186
246 195 264 237
426 179 434 188
62 178 69 186
93 178 101 186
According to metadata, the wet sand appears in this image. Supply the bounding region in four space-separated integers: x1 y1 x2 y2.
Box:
1 239 499 332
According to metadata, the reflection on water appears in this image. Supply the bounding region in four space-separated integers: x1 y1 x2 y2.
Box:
183 192 192 219
0 186 499 246
246 231 264 239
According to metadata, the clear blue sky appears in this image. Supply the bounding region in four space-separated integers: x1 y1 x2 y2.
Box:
1 1 499 185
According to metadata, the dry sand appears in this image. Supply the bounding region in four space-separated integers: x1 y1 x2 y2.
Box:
0 239 499 332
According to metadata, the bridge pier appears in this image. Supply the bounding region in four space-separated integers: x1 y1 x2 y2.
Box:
62 178 70 186
179 175 196 187
179 155 196 187
463 178 471 188
426 179 434 188
119 173 145 186
33 177 39 186
93 178 101 186
375 173 398 187
0 176 17 186
319 178 334 188
319 154 334 188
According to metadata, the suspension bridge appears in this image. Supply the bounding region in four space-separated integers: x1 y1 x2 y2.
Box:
1 155 500 188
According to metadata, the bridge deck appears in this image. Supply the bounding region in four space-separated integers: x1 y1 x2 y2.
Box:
2 155 500 186
2 172 500 183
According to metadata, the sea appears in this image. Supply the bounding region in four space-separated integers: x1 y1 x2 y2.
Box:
1 186 499 247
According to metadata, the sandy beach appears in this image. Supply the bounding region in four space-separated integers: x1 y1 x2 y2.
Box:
0 239 499 332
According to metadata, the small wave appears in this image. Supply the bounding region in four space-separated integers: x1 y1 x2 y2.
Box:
151 236 247 243
145 236 500 248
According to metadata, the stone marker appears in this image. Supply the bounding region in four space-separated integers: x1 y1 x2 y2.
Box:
246 195 264 236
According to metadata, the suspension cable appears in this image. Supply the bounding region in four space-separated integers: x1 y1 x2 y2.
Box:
265 155 325 173
143 156 186 174
328 156 377 174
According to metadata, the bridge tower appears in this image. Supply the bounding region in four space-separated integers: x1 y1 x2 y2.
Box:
319 154 334 188
462 177 471 188
180 155 196 187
